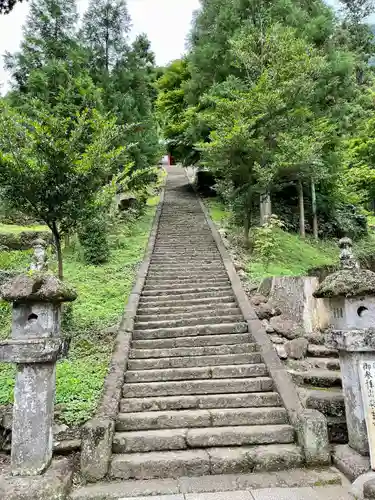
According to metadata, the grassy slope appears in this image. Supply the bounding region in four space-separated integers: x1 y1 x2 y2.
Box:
0 199 158 425
0 223 48 233
207 199 340 282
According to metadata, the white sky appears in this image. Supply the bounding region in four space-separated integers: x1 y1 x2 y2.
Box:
0 0 201 91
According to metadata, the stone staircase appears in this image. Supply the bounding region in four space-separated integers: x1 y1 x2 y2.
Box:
288 343 347 444
108 168 302 480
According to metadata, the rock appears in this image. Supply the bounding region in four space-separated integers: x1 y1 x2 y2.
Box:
234 261 245 272
270 316 304 340
254 303 274 320
304 332 325 345
269 335 285 345
251 294 268 306
285 338 309 360
258 277 273 297
265 323 275 333
275 344 288 359
1 274 77 304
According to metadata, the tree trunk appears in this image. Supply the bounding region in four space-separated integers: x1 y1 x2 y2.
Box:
52 222 63 280
311 179 318 240
260 191 272 225
298 180 305 238
244 212 250 248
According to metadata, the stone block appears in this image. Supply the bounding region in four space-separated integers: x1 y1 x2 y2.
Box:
332 444 370 482
284 338 308 360
0 457 72 500
297 409 330 466
81 418 114 482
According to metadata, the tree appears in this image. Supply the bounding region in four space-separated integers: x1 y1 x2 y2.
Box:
108 34 160 171
4 0 78 91
0 101 125 279
80 0 130 77
0 0 25 14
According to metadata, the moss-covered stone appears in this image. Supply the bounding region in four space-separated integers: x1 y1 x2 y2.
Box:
1 274 77 304
314 269 375 298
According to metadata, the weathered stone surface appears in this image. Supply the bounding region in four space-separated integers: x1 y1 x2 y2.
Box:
186 425 294 448
257 278 273 297
314 268 375 298
113 429 187 453
110 449 211 480
269 335 284 344
0 457 72 500
275 345 287 360
332 444 370 482
269 316 304 340
81 418 114 482
121 392 282 413
251 295 268 306
207 444 303 475
297 409 330 466
123 377 273 398
1 274 77 304
11 363 56 476
284 338 308 360
269 276 329 334
254 303 277 321
70 478 180 499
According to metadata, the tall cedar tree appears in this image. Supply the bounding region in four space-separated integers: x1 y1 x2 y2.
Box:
4 0 78 91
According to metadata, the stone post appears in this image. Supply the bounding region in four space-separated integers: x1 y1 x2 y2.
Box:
314 238 375 460
0 272 76 477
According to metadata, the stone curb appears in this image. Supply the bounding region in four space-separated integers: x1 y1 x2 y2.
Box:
185 168 330 467
80 178 167 483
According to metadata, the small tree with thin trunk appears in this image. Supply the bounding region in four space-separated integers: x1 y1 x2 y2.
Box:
0 101 125 279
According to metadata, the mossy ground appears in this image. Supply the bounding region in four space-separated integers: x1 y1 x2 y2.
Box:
0 223 48 234
0 198 159 425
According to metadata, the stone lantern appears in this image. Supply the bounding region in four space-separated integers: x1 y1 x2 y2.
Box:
0 272 76 477
314 238 375 461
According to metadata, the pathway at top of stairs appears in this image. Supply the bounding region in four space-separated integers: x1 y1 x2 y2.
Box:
71 167 347 499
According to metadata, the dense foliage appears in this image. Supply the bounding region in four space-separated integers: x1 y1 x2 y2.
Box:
156 0 375 242
0 0 161 272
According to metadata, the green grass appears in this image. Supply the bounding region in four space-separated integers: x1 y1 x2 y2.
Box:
0 201 158 425
248 230 338 281
205 197 339 283
0 223 48 233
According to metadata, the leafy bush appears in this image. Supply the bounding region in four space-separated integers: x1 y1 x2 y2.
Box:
253 215 285 271
78 214 110 266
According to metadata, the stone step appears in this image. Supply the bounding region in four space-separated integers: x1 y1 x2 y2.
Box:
120 392 282 413
308 357 341 371
290 369 342 388
136 308 241 322
131 333 253 349
140 290 235 302
148 263 224 270
136 303 238 316
132 322 248 340
145 277 229 286
138 296 236 308
112 424 294 453
116 407 289 431
68 467 345 499
299 387 345 417
144 279 230 289
125 364 268 383
134 315 244 330
150 257 222 263
122 377 273 398
151 252 220 258
129 343 258 359
128 353 261 370
142 285 232 297
109 444 304 479
307 345 338 358
146 271 228 279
